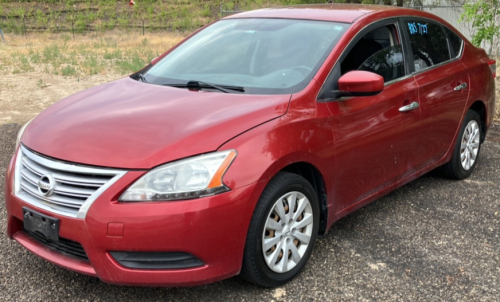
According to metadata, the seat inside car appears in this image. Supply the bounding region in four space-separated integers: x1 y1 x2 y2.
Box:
341 26 393 74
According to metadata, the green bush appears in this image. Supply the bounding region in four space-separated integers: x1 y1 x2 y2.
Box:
74 19 87 33
29 49 41 63
61 65 76 77
42 44 62 63
106 19 116 30
19 55 34 72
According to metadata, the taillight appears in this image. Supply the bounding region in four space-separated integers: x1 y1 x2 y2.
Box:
488 59 496 78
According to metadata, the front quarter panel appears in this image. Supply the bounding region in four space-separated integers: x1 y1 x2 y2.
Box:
220 80 335 212
5 151 18 238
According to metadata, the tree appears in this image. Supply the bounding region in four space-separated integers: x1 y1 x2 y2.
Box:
460 0 500 54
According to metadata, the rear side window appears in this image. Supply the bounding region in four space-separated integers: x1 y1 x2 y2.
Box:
404 20 450 71
444 27 463 58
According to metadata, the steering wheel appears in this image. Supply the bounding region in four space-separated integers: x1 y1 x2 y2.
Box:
291 65 313 76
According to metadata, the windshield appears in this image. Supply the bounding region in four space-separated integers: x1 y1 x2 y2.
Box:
142 18 348 94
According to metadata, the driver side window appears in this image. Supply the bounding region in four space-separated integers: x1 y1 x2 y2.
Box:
341 25 405 83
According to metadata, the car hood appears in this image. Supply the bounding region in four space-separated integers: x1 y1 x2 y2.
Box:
22 77 290 169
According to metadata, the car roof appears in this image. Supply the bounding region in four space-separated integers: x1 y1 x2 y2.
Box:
224 4 421 24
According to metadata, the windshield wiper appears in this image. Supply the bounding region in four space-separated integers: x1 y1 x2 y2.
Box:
138 73 148 83
163 80 245 93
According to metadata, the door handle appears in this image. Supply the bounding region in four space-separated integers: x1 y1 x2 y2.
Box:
399 101 419 112
454 83 467 91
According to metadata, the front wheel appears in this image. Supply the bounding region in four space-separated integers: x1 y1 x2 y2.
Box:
240 172 319 287
440 110 482 179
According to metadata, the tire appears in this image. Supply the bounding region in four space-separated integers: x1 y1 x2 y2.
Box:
240 172 319 287
440 110 482 179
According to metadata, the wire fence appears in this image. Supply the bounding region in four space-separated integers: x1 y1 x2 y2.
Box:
0 1 260 38
0 16 205 38
1 4 499 55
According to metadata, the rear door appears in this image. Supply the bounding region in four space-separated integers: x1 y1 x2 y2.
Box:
401 18 469 170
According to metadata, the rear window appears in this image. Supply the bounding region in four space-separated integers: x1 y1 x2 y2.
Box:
404 20 450 72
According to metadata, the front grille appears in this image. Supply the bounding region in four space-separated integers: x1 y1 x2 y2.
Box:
14 146 126 218
25 230 89 261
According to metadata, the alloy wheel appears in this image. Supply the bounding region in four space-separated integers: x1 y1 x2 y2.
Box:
460 120 480 171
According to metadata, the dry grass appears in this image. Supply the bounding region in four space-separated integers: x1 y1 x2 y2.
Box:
0 31 185 78
0 31 185 125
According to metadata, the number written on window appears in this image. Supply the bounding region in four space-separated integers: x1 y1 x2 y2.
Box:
408 22 428 35
404 20 450 71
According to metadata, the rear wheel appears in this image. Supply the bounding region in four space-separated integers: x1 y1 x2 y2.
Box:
240 172 319 287
440 110 482 179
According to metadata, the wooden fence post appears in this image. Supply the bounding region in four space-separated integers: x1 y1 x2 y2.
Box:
0 26 5 42
22 15 27 42
71 16 75 38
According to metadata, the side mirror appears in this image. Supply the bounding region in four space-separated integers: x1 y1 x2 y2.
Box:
335 71 384 97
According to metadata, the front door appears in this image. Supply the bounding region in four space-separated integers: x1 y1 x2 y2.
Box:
318 20 421 213
326 77 420 212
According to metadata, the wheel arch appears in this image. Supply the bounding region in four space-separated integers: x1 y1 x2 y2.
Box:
219 116 334 238
469 100 487 143
280 162 328 237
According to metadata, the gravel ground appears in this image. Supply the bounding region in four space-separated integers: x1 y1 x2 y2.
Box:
1 123 499 302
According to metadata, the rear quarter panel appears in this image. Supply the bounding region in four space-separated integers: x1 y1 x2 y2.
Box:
461 43 496 130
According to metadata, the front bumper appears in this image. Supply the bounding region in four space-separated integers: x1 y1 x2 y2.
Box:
5 153 263 287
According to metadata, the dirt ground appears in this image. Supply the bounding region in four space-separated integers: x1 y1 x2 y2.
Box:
0 31 184 125
0 72 121 124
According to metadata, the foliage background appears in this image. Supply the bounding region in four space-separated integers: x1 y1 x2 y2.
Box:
0 0 414 34
0 0 333 34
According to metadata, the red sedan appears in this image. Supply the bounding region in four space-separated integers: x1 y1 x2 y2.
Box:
4 4 496 287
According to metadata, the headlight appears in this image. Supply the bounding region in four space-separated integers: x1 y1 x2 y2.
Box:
15 118 34 150
119 150 237 202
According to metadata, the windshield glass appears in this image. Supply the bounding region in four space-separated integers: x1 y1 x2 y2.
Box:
143 19 348 94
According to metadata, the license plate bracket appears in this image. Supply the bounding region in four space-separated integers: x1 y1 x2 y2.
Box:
23 207 60 241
